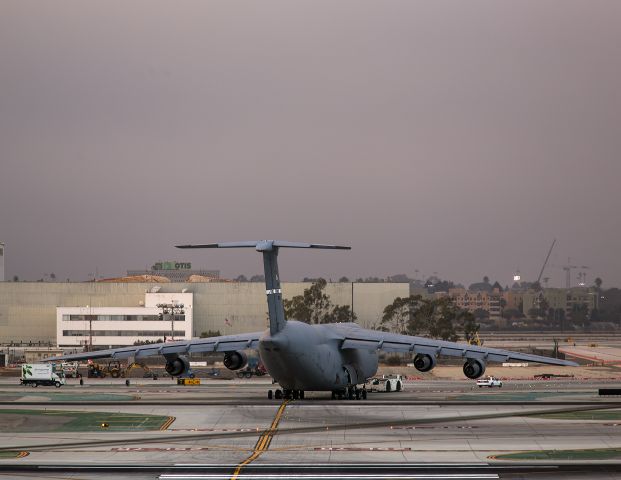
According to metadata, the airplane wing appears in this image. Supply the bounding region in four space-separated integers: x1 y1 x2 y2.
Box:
43 331 264 362
334 324 578 366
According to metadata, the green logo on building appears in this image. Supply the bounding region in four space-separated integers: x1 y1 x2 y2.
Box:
152 262 191 271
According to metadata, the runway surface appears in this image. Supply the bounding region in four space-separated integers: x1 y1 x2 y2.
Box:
0 377 620 479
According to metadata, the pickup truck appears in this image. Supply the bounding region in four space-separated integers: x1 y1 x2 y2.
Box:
476 376 503 388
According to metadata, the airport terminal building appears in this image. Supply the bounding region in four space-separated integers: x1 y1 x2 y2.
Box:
0 281 409 349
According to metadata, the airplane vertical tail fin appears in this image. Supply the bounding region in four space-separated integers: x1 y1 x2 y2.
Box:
262 248 286 335
176 241 350 335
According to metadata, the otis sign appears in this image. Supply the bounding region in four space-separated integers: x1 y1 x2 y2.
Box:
152 262 192 271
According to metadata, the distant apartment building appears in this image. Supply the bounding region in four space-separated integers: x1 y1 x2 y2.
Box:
448 287 502 322
520 288 598 319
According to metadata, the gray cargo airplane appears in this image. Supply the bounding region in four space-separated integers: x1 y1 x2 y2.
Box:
46 241 577 400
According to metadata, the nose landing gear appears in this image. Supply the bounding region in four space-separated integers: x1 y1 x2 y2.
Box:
268 388 305 400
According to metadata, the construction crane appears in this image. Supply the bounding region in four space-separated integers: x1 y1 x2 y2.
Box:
530 239 557 316
536 239 556 287
555 257 590 289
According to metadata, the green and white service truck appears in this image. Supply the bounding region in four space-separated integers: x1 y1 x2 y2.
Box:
20 363 66 388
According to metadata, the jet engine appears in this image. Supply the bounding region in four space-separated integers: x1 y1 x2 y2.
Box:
463 359 486 379
413 354 436 372
223 351 247 371
165 355 191 377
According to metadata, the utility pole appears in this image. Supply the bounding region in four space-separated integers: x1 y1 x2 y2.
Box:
351 282 354 321
157 303 185 341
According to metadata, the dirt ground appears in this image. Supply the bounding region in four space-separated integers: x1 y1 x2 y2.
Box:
376 364 621 380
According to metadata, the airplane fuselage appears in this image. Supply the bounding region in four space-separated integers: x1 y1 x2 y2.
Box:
258 320 378 391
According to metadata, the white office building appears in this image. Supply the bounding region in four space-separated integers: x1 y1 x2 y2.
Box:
57 292 193 348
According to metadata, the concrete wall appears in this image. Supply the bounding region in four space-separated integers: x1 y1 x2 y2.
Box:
0 282 409 344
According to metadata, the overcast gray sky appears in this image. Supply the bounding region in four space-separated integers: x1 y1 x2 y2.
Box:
1 1 620 287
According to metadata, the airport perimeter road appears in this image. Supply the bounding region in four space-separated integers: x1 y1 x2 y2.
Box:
0 379 620 479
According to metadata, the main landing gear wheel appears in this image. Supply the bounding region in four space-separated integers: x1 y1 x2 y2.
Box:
275 389 283 400
332 388 366 400
268 390 273 400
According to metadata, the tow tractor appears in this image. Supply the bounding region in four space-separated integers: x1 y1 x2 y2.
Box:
236 359 267 379
367 374 404 393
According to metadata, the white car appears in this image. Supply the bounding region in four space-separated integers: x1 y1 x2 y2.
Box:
476 376 503 388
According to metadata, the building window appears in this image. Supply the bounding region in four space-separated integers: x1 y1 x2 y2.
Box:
66 314 185 322
62 330 186 337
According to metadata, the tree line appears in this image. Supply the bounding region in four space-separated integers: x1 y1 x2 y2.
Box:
282 279 479 342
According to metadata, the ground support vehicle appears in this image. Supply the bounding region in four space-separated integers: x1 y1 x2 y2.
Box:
61 362 80 378
20 364 66 388
236 363 267 378
476 376 503 388
367 374 404 393
87 362 106 378
126 361 158 379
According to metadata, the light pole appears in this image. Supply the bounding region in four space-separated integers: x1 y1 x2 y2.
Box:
157 303 185 341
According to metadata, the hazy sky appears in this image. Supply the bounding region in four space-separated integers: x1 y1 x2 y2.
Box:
1 1 620 287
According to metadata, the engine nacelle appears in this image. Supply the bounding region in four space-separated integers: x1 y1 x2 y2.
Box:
463 359 486 379
223 351 247 371
413 353 437 372
165 355 191 377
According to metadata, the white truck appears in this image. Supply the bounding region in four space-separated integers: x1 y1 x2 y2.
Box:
476 376 503 388
368 374 404 392
20 363 66 388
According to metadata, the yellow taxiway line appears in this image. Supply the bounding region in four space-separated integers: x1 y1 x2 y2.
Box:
230 400 289 479
160 416 176 431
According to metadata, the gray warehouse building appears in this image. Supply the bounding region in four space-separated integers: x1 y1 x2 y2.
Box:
0 281 409 346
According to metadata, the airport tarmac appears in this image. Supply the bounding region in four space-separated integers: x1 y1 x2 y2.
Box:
0 377 620 479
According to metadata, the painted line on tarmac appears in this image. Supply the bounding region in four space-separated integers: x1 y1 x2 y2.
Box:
230 400 290 480
160 416 176 430
161 475 500 479
170 428 259 433
315 447 413 452
390 425 478 430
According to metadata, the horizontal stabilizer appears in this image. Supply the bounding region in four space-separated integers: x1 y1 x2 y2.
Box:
176 240 350 252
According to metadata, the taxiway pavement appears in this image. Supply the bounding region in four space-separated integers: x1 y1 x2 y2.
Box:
0 377 620 479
